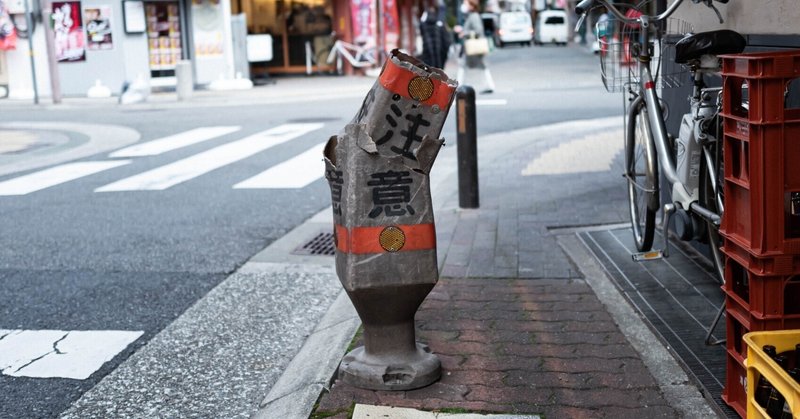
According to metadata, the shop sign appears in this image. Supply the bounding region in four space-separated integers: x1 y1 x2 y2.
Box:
52 1 86 62
84 6 113 50
350 0 400 50
192 0 224 57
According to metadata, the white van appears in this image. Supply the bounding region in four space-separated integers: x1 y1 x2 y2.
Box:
494 12 533 47
534 9 569 45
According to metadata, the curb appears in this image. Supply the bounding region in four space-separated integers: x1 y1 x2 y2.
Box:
556 233 719 418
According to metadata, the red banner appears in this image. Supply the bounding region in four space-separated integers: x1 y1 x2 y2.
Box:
382 0 399 50
350 0 374 46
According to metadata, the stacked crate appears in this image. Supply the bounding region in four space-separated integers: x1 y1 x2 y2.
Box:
718 50 800 417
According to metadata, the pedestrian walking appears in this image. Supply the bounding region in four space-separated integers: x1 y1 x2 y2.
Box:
419 0 450 69
454 0 496 94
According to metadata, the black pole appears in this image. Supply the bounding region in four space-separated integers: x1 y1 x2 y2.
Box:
456 85 478 209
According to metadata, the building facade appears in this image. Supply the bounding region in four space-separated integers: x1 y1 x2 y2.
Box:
2 0 236 98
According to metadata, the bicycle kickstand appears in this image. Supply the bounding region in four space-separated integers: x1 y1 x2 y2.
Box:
704 302 726 346
660 203 676 258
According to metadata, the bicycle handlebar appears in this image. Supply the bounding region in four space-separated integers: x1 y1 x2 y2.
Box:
576 0 728 22
575 0 687 24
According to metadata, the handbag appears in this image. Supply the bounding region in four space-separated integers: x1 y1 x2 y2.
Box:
464 36 489 56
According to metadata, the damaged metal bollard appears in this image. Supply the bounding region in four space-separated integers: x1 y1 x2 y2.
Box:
323 50 457 391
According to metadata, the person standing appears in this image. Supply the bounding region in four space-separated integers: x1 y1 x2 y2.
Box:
419 1 450 69
454 0 495 93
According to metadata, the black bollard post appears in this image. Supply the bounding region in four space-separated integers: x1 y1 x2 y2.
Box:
456 85 479 209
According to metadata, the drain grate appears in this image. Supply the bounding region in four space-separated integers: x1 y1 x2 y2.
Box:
292 231 336 256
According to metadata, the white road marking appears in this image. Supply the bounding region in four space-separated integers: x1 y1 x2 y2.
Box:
0 161 131 196
109 126 241 158
521 129 624 176
476 99 508 106
0 329 144 380
96 123 324 192
234 142 326 189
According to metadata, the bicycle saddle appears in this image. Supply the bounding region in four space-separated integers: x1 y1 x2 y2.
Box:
674 30 746 64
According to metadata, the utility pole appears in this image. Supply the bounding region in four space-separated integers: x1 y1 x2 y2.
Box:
39 0 61 104
22 0 38 104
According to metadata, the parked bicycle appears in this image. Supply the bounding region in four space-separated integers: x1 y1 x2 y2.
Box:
576 0 746 339
325 38 380 75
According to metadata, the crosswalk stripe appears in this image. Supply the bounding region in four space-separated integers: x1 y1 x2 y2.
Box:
234 142 326 189
95 123 324 192
0 329 143 380
109 126 241 158
0 161 131 196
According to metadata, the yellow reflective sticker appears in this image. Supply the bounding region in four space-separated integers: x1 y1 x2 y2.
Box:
379 226 406 252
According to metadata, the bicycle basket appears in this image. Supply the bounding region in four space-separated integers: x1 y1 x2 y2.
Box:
596 16 693 93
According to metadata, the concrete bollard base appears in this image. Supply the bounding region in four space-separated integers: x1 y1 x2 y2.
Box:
339 342 441 391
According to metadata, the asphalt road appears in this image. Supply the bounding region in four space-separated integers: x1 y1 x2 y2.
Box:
0 43 619 418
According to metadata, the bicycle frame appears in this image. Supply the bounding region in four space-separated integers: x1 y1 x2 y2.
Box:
580 0 728 249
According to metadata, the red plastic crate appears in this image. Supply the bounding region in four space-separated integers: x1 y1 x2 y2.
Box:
721 50 800 79
720 120 800 256
725 301 800 360
722 239 800 276
721 255 800 320
721 50 800 124
723 351 748 419
724 307 800 418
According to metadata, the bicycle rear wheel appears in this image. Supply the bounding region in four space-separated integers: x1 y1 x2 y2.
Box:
701 143 725 284
626 98 659 252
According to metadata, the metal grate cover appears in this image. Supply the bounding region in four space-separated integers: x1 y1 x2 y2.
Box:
293 231 336 256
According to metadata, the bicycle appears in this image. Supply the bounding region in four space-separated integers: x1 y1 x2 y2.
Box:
325 38 380 75
575 0 745 343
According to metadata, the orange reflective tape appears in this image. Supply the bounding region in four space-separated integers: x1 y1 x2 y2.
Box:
379 60 455 110
335 223 436 254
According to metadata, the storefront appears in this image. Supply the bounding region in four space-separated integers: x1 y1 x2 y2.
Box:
1 0 235 98
231 0 417 75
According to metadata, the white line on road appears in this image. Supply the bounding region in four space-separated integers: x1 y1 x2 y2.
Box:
0 161 131 196
476 99 508 106
0 329 144 380
95 123 324 192
109 126 241 158
234 142 326 189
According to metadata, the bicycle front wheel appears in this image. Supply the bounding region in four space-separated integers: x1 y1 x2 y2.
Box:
625 99 659 252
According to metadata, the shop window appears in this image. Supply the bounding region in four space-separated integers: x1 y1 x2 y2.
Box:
239 0 334 72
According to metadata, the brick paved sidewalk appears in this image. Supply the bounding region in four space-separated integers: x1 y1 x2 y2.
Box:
313 278 677 419
310 122 703 418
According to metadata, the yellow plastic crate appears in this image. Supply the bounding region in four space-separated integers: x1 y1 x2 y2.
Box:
744 330 800 419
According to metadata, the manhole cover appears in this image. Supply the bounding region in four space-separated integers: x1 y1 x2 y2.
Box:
292 230 335 256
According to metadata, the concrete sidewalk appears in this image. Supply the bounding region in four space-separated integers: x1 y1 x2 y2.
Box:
0 75 377 111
